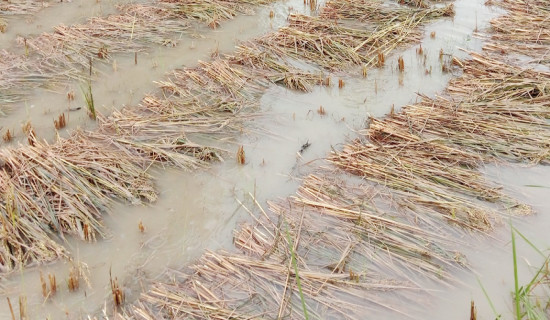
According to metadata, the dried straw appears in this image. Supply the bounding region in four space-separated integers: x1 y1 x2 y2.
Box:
0 0 52 15
0 133 156 272
448 52 550 105
1 0 276 107
484 0 550 65
258 5 453 71
127 247 418 319
24 9 190 70
0 50 80 105
113 1 550 319
265 174 467 282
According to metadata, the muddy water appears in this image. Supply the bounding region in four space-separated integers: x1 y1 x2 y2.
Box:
429 164 550 320
1 0 548 319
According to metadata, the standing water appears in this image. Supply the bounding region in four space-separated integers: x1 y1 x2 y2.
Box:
0 0 548 319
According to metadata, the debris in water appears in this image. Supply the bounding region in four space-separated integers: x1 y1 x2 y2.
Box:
299 140 311 154
54 113 67 130
2 129 12 142
237 145 246 165
67 91 75 101
68 266 80 292
110 272 124 307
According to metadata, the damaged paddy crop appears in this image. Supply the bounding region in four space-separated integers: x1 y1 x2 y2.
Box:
484 0 550 67
0 0 449 273
117 1 550 319
1 0 549 318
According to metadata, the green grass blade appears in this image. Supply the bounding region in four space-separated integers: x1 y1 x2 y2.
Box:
285 223 309 320
512 226 546 259
511 222 521 320
477 277 500 318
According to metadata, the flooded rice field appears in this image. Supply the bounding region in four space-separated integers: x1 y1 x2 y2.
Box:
0 0 549 319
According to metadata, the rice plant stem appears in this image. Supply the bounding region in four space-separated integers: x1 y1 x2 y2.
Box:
285 223 309 320
511 222 521 320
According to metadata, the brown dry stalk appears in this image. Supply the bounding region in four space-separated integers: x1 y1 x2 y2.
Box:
236 146 246 164
448 52 550 104
68 266 80 291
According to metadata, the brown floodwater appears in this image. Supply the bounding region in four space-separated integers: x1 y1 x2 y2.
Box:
1 0 549 319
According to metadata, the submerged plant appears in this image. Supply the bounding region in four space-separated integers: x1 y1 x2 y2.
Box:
237 145 246 165
511 226 550 320
2 129 12 142
285 222 309 320
81 80 96 120
480 224 550 320
54 113 67 129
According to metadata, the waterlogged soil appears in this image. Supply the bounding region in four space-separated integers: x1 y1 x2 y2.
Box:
0 0 549 319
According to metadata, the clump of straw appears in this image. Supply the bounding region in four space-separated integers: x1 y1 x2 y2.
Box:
484 0 550 66
0 133 156 272
0 0 52 15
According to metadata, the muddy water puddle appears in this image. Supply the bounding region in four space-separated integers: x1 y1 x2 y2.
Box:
430 164 550 320
1 0 548 319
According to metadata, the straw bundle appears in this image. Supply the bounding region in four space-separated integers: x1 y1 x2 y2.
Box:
128 249 416 319
329 123 514 231
0 50 81 105
25 11 190 70
0 133 156 272
391 95 550 164
448 52 550 104
229 43 328 92
1 8 189 105
398 0 430 8
265 174 465 282
0 173 67 273
153 0 275 26
320 0 452 22
258 5 453 70
320 0 399 21
485 0 550 65
94 96 227 170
